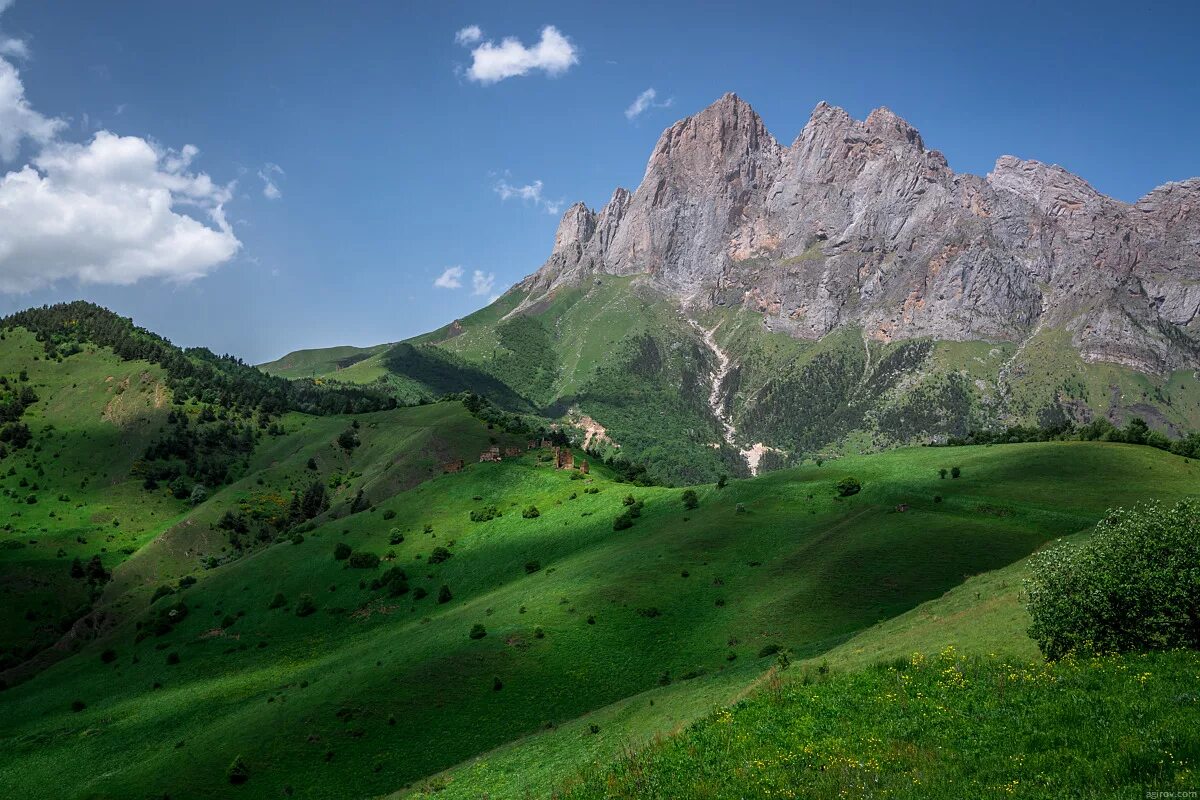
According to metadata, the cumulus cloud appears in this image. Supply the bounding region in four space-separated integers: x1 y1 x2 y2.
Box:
258 162 284 199
494 177 563 215
458 25 578 84
624 87 673 120
433 266 464 289
0 1 241 293
471 270 495 296
0 133 240 292
454 25 482 46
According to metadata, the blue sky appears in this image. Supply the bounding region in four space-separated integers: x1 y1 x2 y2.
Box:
0 0 1197 363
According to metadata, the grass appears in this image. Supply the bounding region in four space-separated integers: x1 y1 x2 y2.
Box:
3 324 1199 799
564 648 1200 799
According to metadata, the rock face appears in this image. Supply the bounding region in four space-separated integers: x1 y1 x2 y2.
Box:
517 93 1200 375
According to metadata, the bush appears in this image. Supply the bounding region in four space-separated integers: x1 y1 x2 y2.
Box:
382 509 396 521
951 466 961 479
534 626 544 639
166 652 180 665
735 503 746 514
290 533 304 545
347 551 380 569
1026 500 1200 660
836 477 861 497
333 542 351 561
438 584 452 604
71 699 86 712
295 594 317 617
522 505 541 519
100 649 117 664
681 489 699 510
939 468 948 479
757 644 781 658
150 584 175 605
613 513 633 531
524 560 541 574
469 623 487 640
470 505 501 522
622 494 637 506
227 755 250 785
268 592 287 610
388 530 404 545
717 474 728 489
428 546 452 564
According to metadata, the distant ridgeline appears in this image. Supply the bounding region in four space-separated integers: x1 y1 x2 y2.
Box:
0 302 398 495
1 302 396 416
937 417 1200 459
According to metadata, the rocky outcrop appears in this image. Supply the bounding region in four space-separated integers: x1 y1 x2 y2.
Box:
517 94 1200 375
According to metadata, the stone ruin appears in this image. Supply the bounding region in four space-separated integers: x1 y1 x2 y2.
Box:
479 445 501 463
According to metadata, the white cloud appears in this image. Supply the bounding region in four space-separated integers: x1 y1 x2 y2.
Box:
433 266 464 289
0 2 240 293
460 25 578 84
471 270 495 296
258 162 283 199
0 132 240 292
494 177 563 215
624 87 673 120
454 25 482 46
0 2 27 62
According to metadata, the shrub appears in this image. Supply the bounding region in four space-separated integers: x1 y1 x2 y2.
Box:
333 542 351 561
428 546 452 564
735 503 746 514
534 626 544 639
622 494 637 506
492 676 503 691
836 477 862 497
1025 500 1200 660
524 560 541 574
347 551 380 569
938 468 948 479
295 594 317 617
757 644 781 658
470 505 501 522
150 584 175 605
165 652 180 665
522 505 541 519
951 466 961 479
336 429 359 451
469 623 487 640
71 699 86 712
227 755 250 785
438 584 452 604
382 509 396 521
681 489 699 509
717 474 728 489
612 513 633 531
100 649 117 664
268 592 287 610
589 723 601 734
412 586 427 600
389 529 404 545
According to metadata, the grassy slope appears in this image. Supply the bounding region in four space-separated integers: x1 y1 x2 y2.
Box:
7 321 1197 800
389 442 1200 799
259 345 390 380
0 329 182 663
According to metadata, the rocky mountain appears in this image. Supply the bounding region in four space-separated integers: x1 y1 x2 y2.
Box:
519 93 1200 376
265 94 1200 483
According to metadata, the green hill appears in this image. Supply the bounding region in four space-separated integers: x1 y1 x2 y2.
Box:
2 307 1198 799
262 279 1200 486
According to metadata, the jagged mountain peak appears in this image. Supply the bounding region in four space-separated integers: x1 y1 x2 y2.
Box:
517 94 1200 375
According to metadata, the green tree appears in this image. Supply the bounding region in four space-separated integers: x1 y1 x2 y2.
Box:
1025 500 1200 660
836 477 861 497
681 489 699 509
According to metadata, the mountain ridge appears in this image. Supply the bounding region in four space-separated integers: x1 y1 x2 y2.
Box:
516 93 1200 376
